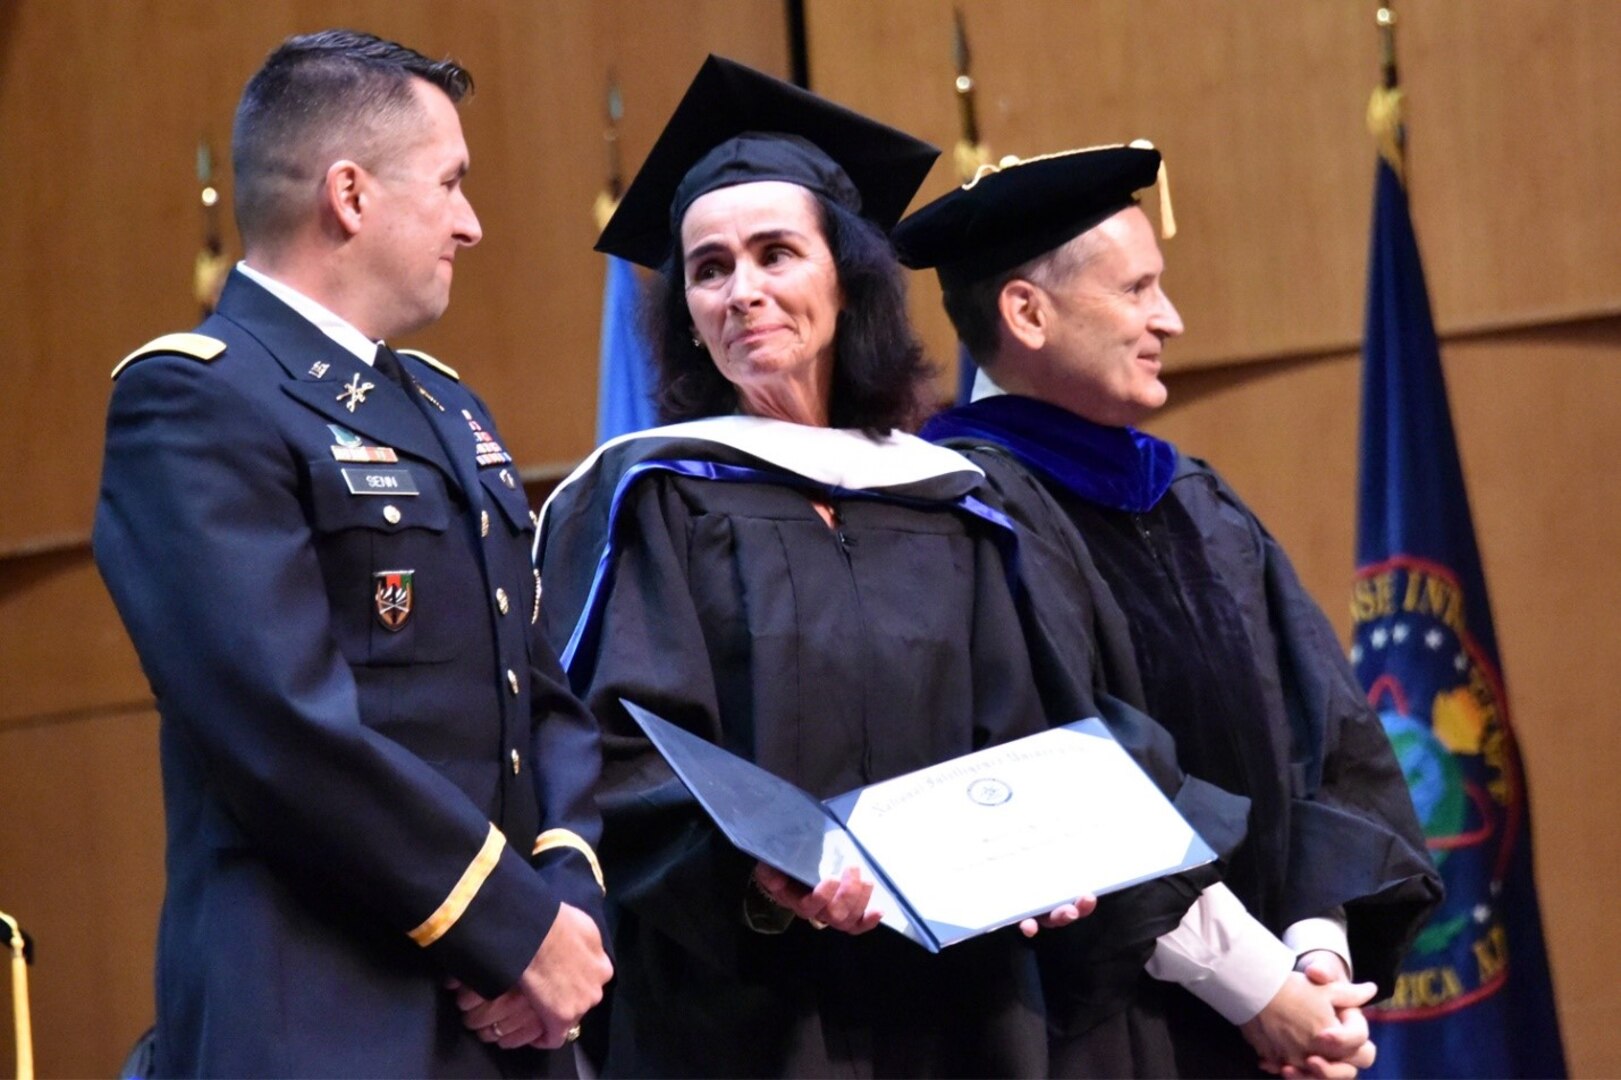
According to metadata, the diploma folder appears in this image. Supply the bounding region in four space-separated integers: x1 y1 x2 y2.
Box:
623 700 1215 953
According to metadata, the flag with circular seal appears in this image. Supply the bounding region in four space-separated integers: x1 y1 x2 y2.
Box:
1353 157 1564 1079
374 570 414 631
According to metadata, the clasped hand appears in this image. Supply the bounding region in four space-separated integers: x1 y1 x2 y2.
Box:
1242 954 1379 1079
451 901 613 1050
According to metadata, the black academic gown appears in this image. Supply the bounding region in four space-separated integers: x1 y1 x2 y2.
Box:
952 443 1443 1078
535 419 1074 1078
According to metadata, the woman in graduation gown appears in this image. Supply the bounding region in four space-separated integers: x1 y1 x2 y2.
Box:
534 58 1226 1078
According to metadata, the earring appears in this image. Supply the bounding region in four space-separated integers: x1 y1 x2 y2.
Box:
690 329 703 348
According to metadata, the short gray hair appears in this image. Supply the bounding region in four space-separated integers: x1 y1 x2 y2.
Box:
940 226 1106 367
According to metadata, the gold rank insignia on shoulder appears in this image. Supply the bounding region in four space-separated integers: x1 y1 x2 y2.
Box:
396 347 459 381
111 332 227 380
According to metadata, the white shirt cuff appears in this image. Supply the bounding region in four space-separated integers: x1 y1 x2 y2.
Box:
1282 909 1351 977
1145 882 1296 1025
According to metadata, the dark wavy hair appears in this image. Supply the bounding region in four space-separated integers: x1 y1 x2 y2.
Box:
646 193 934 433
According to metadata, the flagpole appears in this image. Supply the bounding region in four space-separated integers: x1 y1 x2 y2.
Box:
593 73 624 233
1 910 32 1080
949 8 992 405
950 7 990 184
593 73 657 442
194 137 230 317
1368 6 1405 179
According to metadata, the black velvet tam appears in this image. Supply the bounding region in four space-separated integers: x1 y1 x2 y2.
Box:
595 55 939 268
893 143 1160 290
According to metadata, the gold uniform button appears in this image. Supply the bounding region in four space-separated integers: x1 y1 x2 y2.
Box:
496 587 510 615
507 669 519 696
383 504 401 525
500 468 516 489
510 749 521 775
480 510 490 537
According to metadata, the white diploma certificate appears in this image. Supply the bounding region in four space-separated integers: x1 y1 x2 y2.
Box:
830 721 1211 946
625 702 1213 952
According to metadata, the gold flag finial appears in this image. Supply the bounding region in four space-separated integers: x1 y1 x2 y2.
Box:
1368 5 1406 178
951 7 992 183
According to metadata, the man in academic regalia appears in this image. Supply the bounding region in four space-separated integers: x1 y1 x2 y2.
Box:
899 146 1442 1078
93 30 612 1076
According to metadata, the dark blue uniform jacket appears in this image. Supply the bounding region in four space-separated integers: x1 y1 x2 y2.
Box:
93 271 606 1077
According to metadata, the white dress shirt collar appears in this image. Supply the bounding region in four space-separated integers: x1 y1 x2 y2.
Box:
236 261 380 365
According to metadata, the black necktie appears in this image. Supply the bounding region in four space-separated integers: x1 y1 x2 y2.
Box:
373 345 410 389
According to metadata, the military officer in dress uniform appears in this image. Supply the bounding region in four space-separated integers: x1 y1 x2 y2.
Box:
93 30 613 1076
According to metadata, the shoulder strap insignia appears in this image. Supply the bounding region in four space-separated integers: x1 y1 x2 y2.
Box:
396 348 460 382
111 332 227 380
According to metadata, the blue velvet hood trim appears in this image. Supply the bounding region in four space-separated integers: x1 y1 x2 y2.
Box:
922 394 1177 513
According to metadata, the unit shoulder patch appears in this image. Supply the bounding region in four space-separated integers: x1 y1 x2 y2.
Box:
396 348 460 382
111 332 228 380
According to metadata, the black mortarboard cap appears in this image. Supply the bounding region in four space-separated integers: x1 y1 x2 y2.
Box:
595 55 940 269
893 143 1166 291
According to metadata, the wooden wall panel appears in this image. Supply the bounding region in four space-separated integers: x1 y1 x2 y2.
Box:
0 709 164 1079
1152 320 1621 1077
0 552 147 726
806 0 1621 379
1399 3 1621 335
0 0 786 554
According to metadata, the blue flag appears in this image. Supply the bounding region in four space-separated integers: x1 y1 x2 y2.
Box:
1354 157 1566 1078
595 255 657 443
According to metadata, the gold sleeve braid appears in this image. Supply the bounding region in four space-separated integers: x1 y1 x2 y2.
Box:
408 823 507 947
532 829 607 894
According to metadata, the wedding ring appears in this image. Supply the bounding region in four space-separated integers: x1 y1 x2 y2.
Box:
491 1021 503 1039
565 1025 582 1043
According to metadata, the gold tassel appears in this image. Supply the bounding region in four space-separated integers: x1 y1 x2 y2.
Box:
1 911 32 1080
1155 158 1176 240
1367 85 1406 180
1128 139 1175 240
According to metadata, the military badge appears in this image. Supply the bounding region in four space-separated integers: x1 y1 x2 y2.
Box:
328 424 398 463
374 570 414 631
337 373 375 413
463 414 513 467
